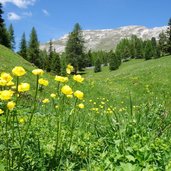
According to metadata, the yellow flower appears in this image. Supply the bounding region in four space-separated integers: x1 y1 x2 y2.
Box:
0 78 7 86
0 90 14 100
66 64 74 74
74 90 84 100
73 75 84 83
67 64 74 71
19 118 25 124
38 78 49 86
12 66 26 77
78 103 84 109
67 95 73 98
32 69 44 75
55 76 68 83
7 101 16 110
61 85 73 95
18 83 30 92
42 98 50 103
0 109 4 115
1 72 13 82
6 81 15 86
66 68 71 74
50 93 56 98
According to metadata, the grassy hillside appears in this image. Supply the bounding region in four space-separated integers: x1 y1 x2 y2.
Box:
85 56 171 109
0 45 54 93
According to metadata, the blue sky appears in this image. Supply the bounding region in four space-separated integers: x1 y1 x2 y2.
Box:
0 0 170 49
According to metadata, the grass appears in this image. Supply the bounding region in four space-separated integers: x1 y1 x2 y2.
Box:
1 45 171 170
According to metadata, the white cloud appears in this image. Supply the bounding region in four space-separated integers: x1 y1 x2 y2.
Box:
0 0 36 8
42 9 49 16
7 12 21 20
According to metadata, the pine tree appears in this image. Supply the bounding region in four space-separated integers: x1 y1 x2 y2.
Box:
28 27 40 67
19 32 27 60
0 3 10 48
166 18 171 54
60 53 67 76
8 24 15 50
51 50 61 74
109 51 121 71
46 40 53 72
144 40 153 60
158 32 167 56
151 37 160 58
65 23 85 73
94 57 101 73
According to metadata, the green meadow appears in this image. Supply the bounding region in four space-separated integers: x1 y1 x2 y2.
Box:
1 45 171 170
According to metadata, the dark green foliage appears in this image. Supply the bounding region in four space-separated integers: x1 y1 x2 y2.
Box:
0 3 10 48
60 53 67 76
109 51 121 71
151 37 160 58
39 49 48 70
46 40 53 72
19 32 27 60
94 57 101 73
28 27 40 67
65 23 85 73
115 35 144 61
51 50 61 75
144 40 154 60
159 32 167 56
166 18 171 54
8 24 15 50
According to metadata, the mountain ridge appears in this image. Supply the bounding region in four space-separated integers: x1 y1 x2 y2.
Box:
40 25 167 53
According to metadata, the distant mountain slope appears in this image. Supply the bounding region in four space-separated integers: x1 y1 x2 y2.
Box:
40 25 167 53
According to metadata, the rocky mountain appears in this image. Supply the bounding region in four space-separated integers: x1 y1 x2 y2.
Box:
40 25 167 53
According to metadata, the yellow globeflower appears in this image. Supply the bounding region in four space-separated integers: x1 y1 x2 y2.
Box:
50 93 56 98
0 90 14 100
12 66 26 77
67 64 74 70
67 95 73 98
78 103 84 109
66 64 74 74
73 75 84 83
42 98 50 103
55 76 68 83
19 118 25 124
0 109 4 115
61 85 73 95
74 90 84 100
38 78 49 86
6 81 15 86
18 83 30 92
1 72 13 82
32 69 44 75
7 101 16 110
0 78 7 86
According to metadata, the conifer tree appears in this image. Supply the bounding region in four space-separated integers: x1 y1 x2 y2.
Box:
94 57 101 73
19 32 27 60
51 50 61 74
8 23 15 50
159 32 167 56
65 23 85 73
46 40 53 72
166 18 171 54
0 3 10 48
28 27 40 67
144 40 153 60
